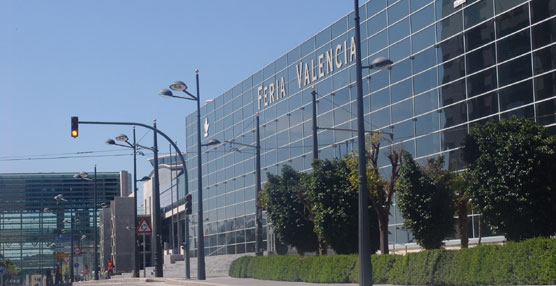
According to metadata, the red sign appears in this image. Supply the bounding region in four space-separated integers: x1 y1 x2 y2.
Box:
136 218 152 234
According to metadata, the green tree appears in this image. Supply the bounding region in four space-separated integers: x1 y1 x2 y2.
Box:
345 133 402 254
451 173 470 248
0 255 20 282
263 165 319 255
463 117 556 241
397 152 455 249
308 159 380 254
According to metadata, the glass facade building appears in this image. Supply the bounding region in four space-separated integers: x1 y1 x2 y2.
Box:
0 172 124 280
159 0 556 256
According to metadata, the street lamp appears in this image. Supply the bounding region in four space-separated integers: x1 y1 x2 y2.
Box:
73 166 99 280
205 113 263 256
159 70 205 280
54 193 75 283
353 1 393 285
105 128 151 278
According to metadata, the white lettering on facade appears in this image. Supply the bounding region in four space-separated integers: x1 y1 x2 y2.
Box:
257 76 287 110
295 36 356 90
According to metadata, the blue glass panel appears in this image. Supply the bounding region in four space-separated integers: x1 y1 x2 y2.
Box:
390 58 412 83
371 88 391 111
389 0 409 24
414 68 437 94
412 47 436 74
437 11 463 42
464 0 494 29
368 0 387 17
389 38 411 62
371 107 391 128
415 111 439 136
393 119 415 142
368 30 388 55
414 90 438 115
412 25 435 53
367 12 387 36
411 4 434 32
391 78 412 103
389 18 410 43
411 0 432 12
392 98 413 122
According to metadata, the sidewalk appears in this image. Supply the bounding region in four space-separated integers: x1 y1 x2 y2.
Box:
76 276 394 286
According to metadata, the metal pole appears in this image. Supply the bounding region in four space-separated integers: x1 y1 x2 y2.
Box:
255 113 263 256
354 0 372 285
170 144 175 253
184 118 191 280
133 126 139 277
70 207 74 283
195 70 206 280
311 86 318 160
152 120 163 277
143 234 146 278
94 165 99 281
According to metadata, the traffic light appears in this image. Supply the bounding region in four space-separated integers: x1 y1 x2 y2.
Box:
71 116 79 138
185 194 192 215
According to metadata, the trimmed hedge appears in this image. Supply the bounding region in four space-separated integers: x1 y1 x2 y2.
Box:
229 237 556 285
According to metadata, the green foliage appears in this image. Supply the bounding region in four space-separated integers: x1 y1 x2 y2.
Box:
230 238 556 285
463 117 556 241
308 159 379 254
397 152 455 249
263 165 318 254
0 255 20 281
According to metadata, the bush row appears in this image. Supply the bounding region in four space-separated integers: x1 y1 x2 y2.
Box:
229 237 556 285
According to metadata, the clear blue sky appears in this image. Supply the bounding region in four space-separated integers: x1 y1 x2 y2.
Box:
0 1 354 198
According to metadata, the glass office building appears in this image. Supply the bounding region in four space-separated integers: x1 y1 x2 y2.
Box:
0 172 124 280
159 0 556 256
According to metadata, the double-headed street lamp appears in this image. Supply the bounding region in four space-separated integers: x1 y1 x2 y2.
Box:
54 193 75 283
158 70 205 280
105 128 151 278
73 167 98 280
204 113 263 256
353 1 393 285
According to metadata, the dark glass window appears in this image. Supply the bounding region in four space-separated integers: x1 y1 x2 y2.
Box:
368 30 388 55
416 112 439 136
413 47 436 74
437 34 464 63
435 0 458 20
437 11 463 42
370 69 389 92
392 79 413 103
532 17 556 49
464 0 494 29
390 38 411 62
416 133 441 157
371 107 391 128
439 56 465 83
316 28 331 48
333 87 350 107
368 0 387 17
331 17 347 39
496 4 529 38
411 0 432 12
499 80 533 111
441 126 466 150
467 67 497 97
466 43 495 74
390 59 412 83
392 99 413 122
389 18 410 43
414 68 437 94
497 29 531 62
498 54 532 87
371 88 391 111
495 0 527 14
535 99 556 125
411 4 434 31
415 90 438 115
468 92 498 120
500 105 534 120
531 0 556 24
465 20 495 52
535 71 556 101
393 120 415 142
533 45 556 75
389 0 409 24
367 12 387 36
412 26 436 53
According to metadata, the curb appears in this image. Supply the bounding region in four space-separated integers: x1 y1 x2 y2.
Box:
75 277 229 286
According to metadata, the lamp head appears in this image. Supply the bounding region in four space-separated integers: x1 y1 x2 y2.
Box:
169 81 188 92
206 139 221 146
138 176 151 182
105 139 116 145
371 57 393 70
158 89 174 98
116 134 129 142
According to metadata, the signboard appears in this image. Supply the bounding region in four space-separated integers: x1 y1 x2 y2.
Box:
0 266 5 276
74 246 81 255
136 218 152 234
55 236 71 256
55 253 68 258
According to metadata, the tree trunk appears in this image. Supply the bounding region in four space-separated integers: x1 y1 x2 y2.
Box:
458 200 468 248
318 236 327 255
378 214 389 255
477 215 482 245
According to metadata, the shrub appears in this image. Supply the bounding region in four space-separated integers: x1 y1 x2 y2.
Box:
229 238 556 285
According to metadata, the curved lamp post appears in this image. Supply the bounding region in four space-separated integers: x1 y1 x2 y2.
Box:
73 167 98 280
106 129 151 278
158 70 204 280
